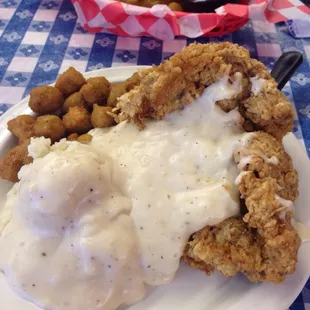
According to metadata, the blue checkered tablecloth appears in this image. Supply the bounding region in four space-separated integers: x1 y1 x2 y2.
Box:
0 0 309 309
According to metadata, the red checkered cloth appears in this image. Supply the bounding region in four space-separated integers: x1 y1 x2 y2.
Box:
72 0 310 39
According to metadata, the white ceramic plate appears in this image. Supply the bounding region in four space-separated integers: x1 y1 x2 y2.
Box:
0 66 310 310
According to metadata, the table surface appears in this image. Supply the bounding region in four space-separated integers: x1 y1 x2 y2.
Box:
0 0 309 309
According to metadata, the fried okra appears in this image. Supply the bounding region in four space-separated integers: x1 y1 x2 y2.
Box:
91 104 115 128
80 77 110 107
34 115 65 143
168 2 183 11
107 82 127 108
77 134 92 144
67 133 79 141
62 92 87 113
7 115 36 143
55 67 86 97
62 106 92 134
0 139 32 182
29 86 64 115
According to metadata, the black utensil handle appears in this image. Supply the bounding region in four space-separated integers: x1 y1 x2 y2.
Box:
270 51 303 90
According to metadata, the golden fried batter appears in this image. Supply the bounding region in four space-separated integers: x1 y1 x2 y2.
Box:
62 92 87 113
117 43 294 139
168 2 183 11
106 72 148 108
77 134 92 144
55 67 86 97
7 115 36 143
91 104 115 128
184 216 300 284
62 106 92 134
29 86 64 115
80 77 110 107
0 139 32 182
67 133 79 141
34 115 65 143
234 131 298 201
107 83 127 108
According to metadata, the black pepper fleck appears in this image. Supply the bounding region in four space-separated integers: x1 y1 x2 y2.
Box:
161 256 163 259
140 226 143 230
108 265 111 268
32 284 36 287
90 188 93 192
147 265 151 268
42 252 47 257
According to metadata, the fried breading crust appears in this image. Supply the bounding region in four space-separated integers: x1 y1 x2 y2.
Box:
184 131 300 284
184 216 300 284
234 131 298 201
117 43 294 139
0 139 33 182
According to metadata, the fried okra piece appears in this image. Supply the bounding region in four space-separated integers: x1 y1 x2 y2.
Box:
168 2 183 11
107 82 127 108
67 133 79 141
0 139 32 182
80 77 110 107
62 106 92 134
91 104 115 128
7 115 36 143
34 115 65 143
124 72 142 91
55 67 86 97
29 86 64 115
77 134 92 144
62 92 86 113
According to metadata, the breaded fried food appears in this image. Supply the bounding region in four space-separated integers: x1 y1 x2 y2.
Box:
107 71 148 108
234 131 298 201
67 133 79 141
184 216 300 284
80 77 110 107
184 218 262 277
0 139 32 182
107 83 127 108
62 92 87 113
62 106 92 134
124 71 145 91
66 133 92 143
91 104 115 128
117 43 294 139
184 130 300 284
29 86 64 115
34 115 65 143
55 67 86 97
7 115 36 143
77 134 92 144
